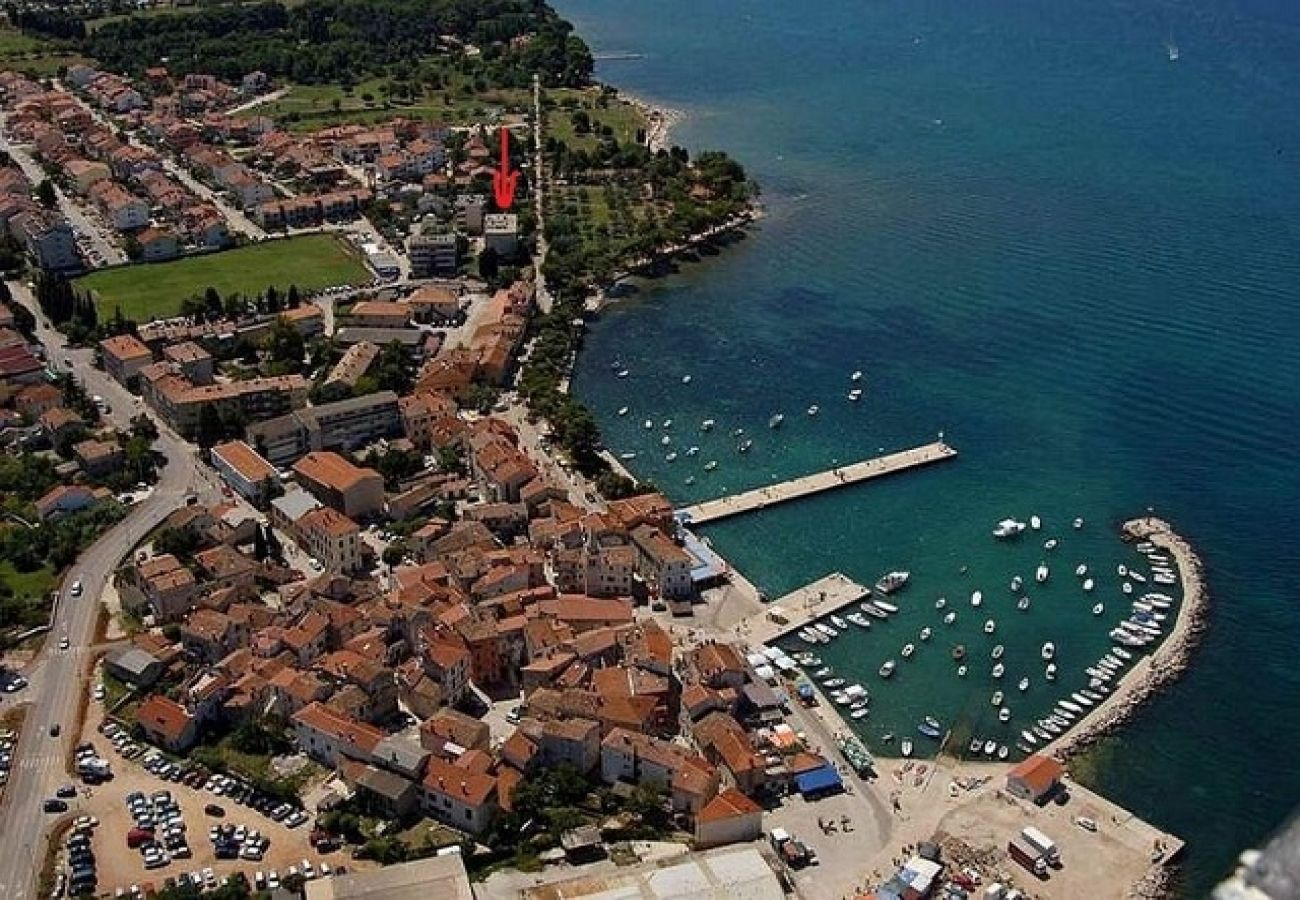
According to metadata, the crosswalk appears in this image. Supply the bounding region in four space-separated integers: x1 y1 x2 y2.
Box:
15 753 60 772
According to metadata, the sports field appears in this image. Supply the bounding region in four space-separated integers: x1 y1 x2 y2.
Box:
77 234 369 320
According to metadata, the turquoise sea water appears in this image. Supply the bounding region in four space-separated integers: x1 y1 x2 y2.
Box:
554 0 1300 894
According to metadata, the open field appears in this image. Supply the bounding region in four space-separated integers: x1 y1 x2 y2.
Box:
77 234 369 320
546 88 646 153
0 27 92 76
238 80 533 130
0 561 56 631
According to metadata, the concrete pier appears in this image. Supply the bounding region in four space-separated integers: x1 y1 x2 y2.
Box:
677 441 957 525
735 571 871 646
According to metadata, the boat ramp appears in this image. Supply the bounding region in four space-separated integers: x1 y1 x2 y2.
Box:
677 440 957 526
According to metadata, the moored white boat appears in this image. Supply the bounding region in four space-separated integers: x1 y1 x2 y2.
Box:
1030 515 1042 530
1041 642 1055 660
901 643 916 659
1083 578 1095 592
1010 576 1023 592
943 611 957 625
875 572 910 595
830 615 848 630
994 519 1027 539
919 627 932 642
1075 564 1088 577
617 406 629 416
984 619 996 634
1017 596 1031 611
935 596 947 609
971 590 983 607
992 662 1005 679
1045 663 1057 680
991 644 1005 659
998 708 1011 723
861 603 888 619
879 660 896 678
874 599 899 614
1036 564 1050 583
1092 603 1104 616
1018 677 1030 692
991 690 1004 706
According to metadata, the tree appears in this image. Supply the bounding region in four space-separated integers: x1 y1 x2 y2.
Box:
35 179 56 209
252 524 269 561
478 246 499 281
153 527 199 560
263 316 304 372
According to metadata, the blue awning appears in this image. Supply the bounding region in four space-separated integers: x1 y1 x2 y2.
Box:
795 764 843 796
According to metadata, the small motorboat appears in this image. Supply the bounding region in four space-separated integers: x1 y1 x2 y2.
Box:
851 370 863 381
660 435 672 446
1117 564 1128 577
992 663 1005 679
969 737 982 754
686 445 700 456
1045 663 1058 680
901 643 916 659
1017 596 1031 611
943 611 957 625
830 615 848 630
1018 677 1030 692
998 708 1011 723
1041 642 1056 661
1072 692 1094 707
1075 564 1088 577
957 665 968 677
1010 576 1023 592
644 419 654 429
811 665 831 677
619 452 638 460
991 644 1005 659
662 419 673 429
1112 647 1133 660
1073 517 1084 529
737 439 753 453
1022 730 1038 746
971 591 983 607
823 677 846 688
874 600 900 614
685 476 696 485
701 419 715 431
850 708 869 719
704 460 718 471
983 740 998 756
1092 603 1104 616
807 405 819 416
861 603 888 619
1044 538 1058 551
815 623 837 638
983 619 996 634
879 660 897 678
901 739 914 757
991 690 1004 707
1036 564 1050 583
1122 582 1134 595
951 644 967 661
617 369 630 378
1030 515 1042 530
935 596 947 609
919 627 932 642
665 452 678 462
848 388 863 401
617 406 629 416
1130 570 1148 584
1083 578 1095 592
769 413 784 429
993 519 1027 539
846 613 871 629
875 572 910 595
917 720 942 739
997 745 1009 760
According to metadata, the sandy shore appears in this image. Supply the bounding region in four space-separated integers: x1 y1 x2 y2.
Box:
1046 516 1209 762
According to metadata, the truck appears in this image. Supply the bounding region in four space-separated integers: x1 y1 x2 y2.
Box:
1020 826 1061 866
1007 838 1048 877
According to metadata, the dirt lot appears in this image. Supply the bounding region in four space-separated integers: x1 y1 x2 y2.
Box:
74 701 363 893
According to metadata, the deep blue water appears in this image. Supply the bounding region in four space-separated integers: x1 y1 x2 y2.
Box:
554 0 1300 894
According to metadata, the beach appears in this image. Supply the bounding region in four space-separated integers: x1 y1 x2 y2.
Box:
616 90 684 154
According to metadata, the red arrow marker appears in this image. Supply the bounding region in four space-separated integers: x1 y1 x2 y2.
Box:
492 127 519 210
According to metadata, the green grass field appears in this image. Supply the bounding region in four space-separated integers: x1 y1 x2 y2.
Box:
547 89 646 154
238 80 533 131
77 234 370 320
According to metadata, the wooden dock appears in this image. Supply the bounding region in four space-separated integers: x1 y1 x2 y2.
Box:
736 572 870 646
678 440 958 525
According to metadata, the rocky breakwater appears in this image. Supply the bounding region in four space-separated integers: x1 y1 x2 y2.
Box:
1049 516 1210 763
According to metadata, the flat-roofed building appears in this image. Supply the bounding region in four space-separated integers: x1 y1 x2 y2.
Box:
247 391 401 466
210 440 280 505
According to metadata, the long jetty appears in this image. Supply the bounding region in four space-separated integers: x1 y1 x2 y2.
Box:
677 440 957 525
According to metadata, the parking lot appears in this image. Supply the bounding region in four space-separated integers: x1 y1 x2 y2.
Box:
69 712 353 893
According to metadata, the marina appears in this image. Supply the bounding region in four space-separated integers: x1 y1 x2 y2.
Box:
677 440 957 525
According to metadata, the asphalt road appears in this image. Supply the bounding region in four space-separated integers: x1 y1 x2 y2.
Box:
0 283 206 900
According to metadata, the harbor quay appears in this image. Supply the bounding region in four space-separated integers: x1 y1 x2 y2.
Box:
733 572 870 646
677 440 958 525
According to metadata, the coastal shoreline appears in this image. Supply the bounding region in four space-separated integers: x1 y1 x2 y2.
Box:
1046 516 1209 763
615 89 685 154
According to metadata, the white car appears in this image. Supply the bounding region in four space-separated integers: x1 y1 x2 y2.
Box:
93 684 106 701
58 636 70 650
70 580 83 597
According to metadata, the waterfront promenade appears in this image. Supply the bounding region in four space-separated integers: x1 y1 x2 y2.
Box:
677 441 957 525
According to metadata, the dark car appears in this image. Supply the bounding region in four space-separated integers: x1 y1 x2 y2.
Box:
43 798 68 813
49 724 61 737
56 783 77 798
204 803 226 817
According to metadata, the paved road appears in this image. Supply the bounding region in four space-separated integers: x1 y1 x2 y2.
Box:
54 82 267 243
531 73 553 314
0 283 207 900
0 121 124 267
